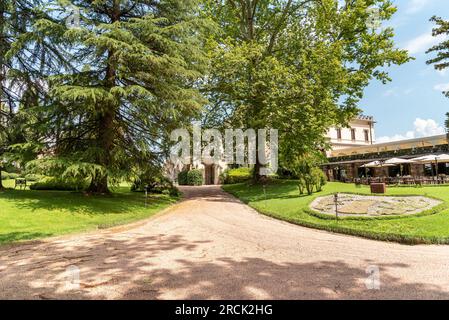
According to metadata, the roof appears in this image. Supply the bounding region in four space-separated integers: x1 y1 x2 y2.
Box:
329 134 448 158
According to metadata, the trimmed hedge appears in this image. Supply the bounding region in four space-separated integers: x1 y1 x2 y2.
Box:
187 169 203 186
178 169 203 186
221 167 252 184
30 177 87 191
1 172 20 180
177 171 189 185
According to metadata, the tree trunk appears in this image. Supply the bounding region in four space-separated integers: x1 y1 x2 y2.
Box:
0 166 4 190
87 0 120 194
253 132 262 183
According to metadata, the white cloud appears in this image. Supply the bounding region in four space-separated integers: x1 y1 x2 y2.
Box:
383 89 398 97
405 0 430 14
434 83 449 92
403 32 447 55
376 118 446 143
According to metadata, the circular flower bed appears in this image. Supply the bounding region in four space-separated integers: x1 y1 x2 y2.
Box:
310 194 442 217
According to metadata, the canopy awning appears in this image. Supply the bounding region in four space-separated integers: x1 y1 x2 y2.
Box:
360 161 396 168
411 154 449 164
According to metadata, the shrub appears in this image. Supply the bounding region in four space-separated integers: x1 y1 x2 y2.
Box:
187 169 203 186
169 187 182 197
288 152 327 195
30 177 87 191
177 171 188 185
1 172 20 180
221 167 252 184
24 174 44 182
131 174 173 193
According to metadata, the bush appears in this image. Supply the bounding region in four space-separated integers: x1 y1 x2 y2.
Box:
221 167 252 184
1 172 20 180
131 174 173 193
24 174 44 182
177 171 189 185
187 169 203 186
29 177 87 191
177 169 203 186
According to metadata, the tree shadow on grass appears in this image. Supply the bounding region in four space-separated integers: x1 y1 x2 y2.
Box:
0 232 54 245
0 232 448 299
0 189 175 215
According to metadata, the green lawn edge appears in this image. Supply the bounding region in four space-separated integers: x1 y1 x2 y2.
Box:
0 182 180 245
222 181 449 245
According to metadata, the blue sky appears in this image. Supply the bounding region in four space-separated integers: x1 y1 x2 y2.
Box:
359 0 449 142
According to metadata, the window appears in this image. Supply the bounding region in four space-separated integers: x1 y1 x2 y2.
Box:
364 129 369 142
337 128 342 140
351 128 356 141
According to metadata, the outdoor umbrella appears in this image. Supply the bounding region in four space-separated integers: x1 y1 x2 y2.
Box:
384 158 416 177
360 160 395 168
410 155 439 163
360 160 395 179
410 154 449 177
384 158 416 165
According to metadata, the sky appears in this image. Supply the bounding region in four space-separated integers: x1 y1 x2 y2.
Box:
358 0 449 142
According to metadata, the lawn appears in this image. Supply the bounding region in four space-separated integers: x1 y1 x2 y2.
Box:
223 181 449 244
0 180 178 245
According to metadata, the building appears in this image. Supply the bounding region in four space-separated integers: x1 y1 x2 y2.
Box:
326 115 375 152
323 115 449 182
164 158 228 185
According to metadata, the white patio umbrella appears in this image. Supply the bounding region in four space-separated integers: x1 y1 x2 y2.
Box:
360 160 395 168
410 154 449 177
384 158 416 165
410 154 439 163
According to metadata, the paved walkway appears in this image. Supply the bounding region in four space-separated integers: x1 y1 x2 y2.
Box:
1 185 449 299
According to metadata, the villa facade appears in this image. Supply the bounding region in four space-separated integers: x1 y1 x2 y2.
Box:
323 115 449 182
326 115 376 152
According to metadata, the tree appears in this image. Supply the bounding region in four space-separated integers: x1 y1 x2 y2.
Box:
287 151 326 195
446 113 449 133
426 16 449 140
204 0 409 182
1 0 61 187
427 16 449 98
21 0 209 193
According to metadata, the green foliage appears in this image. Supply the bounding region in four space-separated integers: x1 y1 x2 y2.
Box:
427 16 449 98
29 177 88 191
178 171 189 185
187 169 203 186
221 167 252 184
444 112 449 134
178 169 203 186
24 174 43 182
131 171 175 194
288 152 327 195
7 0 211 193
204 0 410 174
1 172 19 180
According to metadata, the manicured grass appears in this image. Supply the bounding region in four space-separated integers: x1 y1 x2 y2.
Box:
223 181 449 244
0 180 178 245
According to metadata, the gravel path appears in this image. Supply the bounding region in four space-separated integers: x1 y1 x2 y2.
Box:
1 185 449 299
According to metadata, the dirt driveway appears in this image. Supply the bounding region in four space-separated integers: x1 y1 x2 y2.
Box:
1 185 449 299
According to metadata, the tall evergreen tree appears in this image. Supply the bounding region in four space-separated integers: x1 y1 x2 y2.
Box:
25 0 209 193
